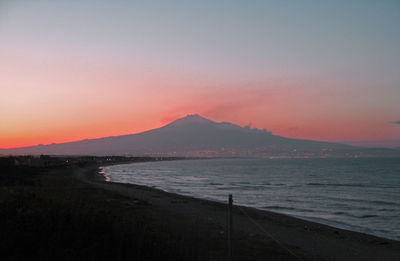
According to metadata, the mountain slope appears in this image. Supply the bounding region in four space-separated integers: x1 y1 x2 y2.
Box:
1 114 398 157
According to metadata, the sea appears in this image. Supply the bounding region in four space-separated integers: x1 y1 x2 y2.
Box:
101 158 400 241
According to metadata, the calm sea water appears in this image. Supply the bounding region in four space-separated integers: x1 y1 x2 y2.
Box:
101 158 400 241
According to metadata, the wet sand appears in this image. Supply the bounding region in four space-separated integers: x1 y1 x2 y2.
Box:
76 164 400 261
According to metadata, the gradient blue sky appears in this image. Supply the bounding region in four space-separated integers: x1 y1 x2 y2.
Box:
1 0 399 147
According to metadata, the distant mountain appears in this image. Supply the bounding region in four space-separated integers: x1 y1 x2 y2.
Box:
1 114 399 157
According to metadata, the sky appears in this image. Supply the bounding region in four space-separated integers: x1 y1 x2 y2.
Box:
1 0 399 148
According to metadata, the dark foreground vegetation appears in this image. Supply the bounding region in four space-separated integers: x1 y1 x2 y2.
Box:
0 157 199 261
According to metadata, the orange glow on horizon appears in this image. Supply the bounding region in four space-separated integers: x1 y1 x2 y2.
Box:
1 111 399 149
1 51 399 149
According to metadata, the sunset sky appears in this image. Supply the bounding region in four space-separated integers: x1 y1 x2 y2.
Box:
1 0 399 148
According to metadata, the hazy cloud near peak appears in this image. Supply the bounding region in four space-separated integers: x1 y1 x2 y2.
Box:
391 121 400 125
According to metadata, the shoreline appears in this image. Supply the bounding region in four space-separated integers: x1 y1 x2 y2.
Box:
98 159 400 243
81 163 400 260
2 157 399 260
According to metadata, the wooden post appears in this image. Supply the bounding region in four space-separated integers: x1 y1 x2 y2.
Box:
228 194 233 261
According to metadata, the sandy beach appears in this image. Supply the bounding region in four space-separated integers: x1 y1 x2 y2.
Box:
79 163 400 261
1 160 399 260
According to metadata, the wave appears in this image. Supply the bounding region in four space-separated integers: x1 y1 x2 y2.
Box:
263 205 296 211
306 183 398 189
315 195 399 207
263 205 316 213
360 214 378 218
307 183 371 188
333 211 379 219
